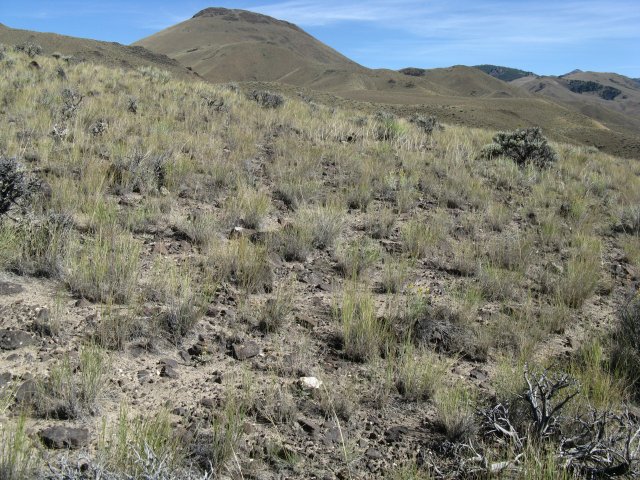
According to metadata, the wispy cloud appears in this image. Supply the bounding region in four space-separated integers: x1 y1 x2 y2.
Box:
250 0 640 44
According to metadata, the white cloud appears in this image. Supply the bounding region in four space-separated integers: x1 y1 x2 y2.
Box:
249 0 640 44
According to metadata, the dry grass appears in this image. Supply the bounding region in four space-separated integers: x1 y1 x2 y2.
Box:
394 342 450 401
0 47 638 479
337 283 390 362
64 225 141 303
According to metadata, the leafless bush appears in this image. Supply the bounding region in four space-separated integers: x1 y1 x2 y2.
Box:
468 368 640 478
0 157 38 216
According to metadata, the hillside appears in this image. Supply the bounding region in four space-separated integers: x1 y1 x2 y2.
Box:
1 43 640 479
134 7 362 83
513 70 640 136
133 8 640 159
0 23 197 79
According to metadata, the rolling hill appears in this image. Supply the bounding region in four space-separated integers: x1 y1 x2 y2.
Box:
1 9 638 158
512 71 640 134
0 23 196 79
134 7 640 158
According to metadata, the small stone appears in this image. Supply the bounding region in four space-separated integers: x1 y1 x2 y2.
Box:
469 368 488 382
179 350 191 363
298 417 321 434
39 426 89 449
188 342 206 357
0 372 12 388
137 370 151 384
152 243 169 255
232 341 259 360
0 281 24 296
172 407 188 417
325 425 342 444
159 358 178 369
365 448 383 459
299 376 323 390
384 426 408 443
0 330 37 350
200 397 215 409
160 365 179 379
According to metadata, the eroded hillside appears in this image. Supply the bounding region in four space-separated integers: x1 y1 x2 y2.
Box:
1 45 640 479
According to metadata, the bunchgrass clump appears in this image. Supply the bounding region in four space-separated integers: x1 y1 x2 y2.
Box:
258 282 294 333
336 237 381 279
37 344 109 418
64 225 141 303
152 260 205 343
557 235 601 308
276 224 312 262
216 237 273 294
99 406 184 478
0 414 41 480
337 284 389 362
295 204 345 249
380 256 411 293
0 213 71 277
394 342 449 401
434 385 476 442
224 185 271 229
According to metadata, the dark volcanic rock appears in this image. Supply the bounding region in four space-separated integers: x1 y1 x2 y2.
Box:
0 372 12 388
384 426 409 444
232 341 260 360
0 330 37 350
0 281 24 295
160 364 179 379
39 426 89 449
14 379 38 405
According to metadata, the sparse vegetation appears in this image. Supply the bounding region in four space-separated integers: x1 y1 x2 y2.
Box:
0 39 637 479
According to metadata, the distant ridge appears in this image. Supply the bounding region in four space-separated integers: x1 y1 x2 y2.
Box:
133 7 640 158
474 64 535 82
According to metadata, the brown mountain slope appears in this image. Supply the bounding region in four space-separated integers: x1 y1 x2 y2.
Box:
512 72 640 133
133 8 640 157
134 7 362 83
0 23 196 79
134 8 528 100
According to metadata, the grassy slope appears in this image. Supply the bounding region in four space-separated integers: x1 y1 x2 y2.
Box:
512 71 640 141
0 48 639 478
134 8 640 159
0 23 197 80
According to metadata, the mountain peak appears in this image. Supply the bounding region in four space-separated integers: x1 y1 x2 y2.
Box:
192 7 301 31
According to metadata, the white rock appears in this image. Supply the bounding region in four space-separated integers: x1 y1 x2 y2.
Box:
299 376 323 390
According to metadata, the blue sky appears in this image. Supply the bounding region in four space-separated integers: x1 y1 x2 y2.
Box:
1 1 639 77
